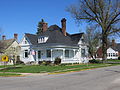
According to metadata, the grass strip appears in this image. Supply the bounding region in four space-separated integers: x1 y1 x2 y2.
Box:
0 72 21 77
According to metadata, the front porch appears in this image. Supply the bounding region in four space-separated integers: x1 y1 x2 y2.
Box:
34 48 81 63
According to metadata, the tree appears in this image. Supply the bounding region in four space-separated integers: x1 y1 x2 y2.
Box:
0 28 3 53
5 45 20 65
85 26 101 59
36 19 45 34
67 0 120 61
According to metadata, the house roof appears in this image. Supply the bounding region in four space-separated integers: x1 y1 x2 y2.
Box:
0 39 16 52
25 25 84 47
111 43 120 51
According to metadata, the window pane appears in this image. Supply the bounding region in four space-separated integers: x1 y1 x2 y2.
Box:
47 50 51 58
38 51 41 59
81 49 85 57
25 50 28 58
65 50 69 58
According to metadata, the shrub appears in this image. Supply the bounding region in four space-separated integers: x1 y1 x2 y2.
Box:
46 61 52 65
16 60 25 65
40 61 52 66
118 57 120 60
54 57 61 65
38 61 43 65
89 59 100 63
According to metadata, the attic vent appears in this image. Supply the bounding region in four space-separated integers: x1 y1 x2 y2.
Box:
38 36 48 43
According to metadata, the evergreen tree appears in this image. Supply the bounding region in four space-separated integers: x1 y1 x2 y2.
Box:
36 19 44 34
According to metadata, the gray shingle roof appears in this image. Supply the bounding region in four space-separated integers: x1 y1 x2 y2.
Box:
0 39 15 52
111 43 120 51
25 25 84 47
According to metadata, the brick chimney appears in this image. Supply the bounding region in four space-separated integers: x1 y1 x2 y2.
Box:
112 39 116 47
2 35 6 40
42 22 48 32
14 33 18 40
61 18 66 36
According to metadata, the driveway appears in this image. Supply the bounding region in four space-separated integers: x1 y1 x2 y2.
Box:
0 65 120 90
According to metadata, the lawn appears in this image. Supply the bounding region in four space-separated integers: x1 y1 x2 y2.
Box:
107 59 120 62
0 63 119 73
0 73 21 77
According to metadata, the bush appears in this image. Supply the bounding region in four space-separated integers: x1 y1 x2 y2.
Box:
118 57 120 60
38 61 43 65
89 59 100 63
54 57 61 65
39 61 52 66
16 60 25 65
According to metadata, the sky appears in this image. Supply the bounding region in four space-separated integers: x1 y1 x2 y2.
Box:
0 0 119 43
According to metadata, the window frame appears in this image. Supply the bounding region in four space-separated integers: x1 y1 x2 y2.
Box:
24 50 29 58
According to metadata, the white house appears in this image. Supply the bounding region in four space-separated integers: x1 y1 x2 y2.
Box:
19 18 88 64
96 40 120 60
107 47 118 59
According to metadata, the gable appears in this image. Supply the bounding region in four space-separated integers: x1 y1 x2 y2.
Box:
6 40 19 50
20 35 32 46
107 47 118 53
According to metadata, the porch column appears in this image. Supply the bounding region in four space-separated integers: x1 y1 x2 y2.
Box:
36 51 38 61
51 49 53 61
73 49 75 59
63 49 65 60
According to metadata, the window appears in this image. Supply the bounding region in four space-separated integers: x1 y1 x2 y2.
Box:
111 53 113 57
81 39 84 43
65 50 69 58
113 53 115 56
81 49 85 57
25 40 27 44
47 50 51 58
24 50 28 58
38 51 41 59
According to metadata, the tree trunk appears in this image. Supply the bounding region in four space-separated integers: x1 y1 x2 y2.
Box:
102 34 108 62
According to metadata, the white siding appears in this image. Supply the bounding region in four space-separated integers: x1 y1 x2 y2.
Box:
107 48 118 59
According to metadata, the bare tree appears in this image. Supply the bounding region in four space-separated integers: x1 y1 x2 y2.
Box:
0 28 3 53
85 26 101 59
67 0 120 61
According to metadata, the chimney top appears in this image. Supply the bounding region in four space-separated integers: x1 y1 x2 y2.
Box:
61 18 67 36
42 22 48 32
112 39 116 47
61 18 66 22
14 33 18 40
2 35 6 40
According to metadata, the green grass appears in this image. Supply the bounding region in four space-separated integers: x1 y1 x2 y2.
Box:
0 63 119 73
107 59 120 62
0 73 21 77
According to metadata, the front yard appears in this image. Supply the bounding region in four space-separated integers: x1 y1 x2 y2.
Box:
0 63 119 74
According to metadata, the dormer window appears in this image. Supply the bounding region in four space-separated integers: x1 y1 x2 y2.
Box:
24 40 27 44
38 36 48 43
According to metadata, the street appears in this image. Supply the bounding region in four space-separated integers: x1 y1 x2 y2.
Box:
0 65 120 90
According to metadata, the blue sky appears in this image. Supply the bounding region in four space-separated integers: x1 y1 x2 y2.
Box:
0 0 119 42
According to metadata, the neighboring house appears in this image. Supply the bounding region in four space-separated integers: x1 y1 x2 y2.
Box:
0 34 20 65
20 18 88 64
97 40 120 60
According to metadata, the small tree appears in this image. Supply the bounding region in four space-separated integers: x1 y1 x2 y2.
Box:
5 46 20 65
85 26 101 59
36 19 45 34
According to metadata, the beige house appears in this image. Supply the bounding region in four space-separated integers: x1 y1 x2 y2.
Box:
0 34 20 65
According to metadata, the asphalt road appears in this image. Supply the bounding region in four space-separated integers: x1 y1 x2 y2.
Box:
0 65 120 90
